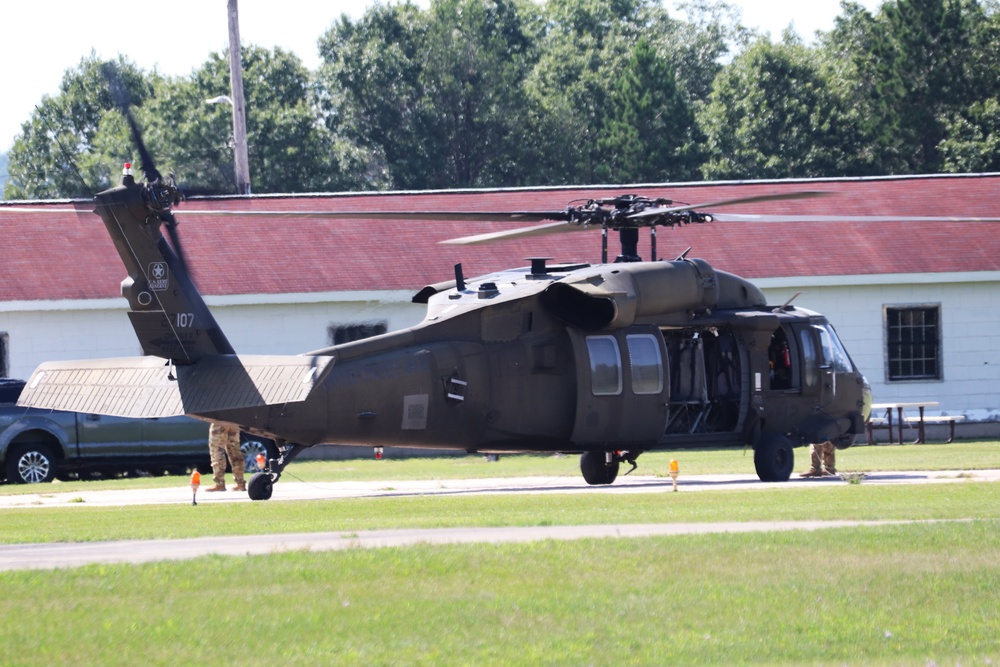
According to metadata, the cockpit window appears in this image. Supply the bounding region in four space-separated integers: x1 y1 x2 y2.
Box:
799 328 819 388
815 324 853 373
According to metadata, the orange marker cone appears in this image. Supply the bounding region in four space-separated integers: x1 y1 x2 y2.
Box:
669 459 679 492
190 470 201 505
256 453 266 470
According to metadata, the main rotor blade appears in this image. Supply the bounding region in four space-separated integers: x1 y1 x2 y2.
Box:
628 190 832 219
102 62 162 184
711 213 1000 223
178 209 568 222
439 220 593 245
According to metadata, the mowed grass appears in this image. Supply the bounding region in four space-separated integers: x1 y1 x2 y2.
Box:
2 522 998 666
2 440 1000 665
2 480 1000 544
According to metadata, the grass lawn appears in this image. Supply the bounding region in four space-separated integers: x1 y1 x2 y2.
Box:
2 521 998 666
2 440 998 665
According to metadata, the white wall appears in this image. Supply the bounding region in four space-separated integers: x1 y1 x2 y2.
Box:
1 291 424 381
758 272 1000 420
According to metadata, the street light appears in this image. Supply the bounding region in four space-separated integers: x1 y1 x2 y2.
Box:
204 93 250 194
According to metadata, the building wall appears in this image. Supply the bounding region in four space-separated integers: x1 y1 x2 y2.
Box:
1 291 424 381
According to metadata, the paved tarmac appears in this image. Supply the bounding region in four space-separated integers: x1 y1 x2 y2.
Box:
0 469 994 571
0 468 996 509
0 520 955 572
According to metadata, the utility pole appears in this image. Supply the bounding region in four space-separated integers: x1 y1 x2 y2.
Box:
228 0 251 194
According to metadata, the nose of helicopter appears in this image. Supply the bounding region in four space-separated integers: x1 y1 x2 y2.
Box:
861 375 873 421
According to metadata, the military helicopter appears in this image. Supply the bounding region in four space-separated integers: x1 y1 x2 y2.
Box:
12 143 878 499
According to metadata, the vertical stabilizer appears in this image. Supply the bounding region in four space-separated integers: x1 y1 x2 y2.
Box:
94 177 234 362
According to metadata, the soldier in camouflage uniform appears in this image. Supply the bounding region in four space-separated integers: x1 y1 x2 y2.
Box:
799 440 836 478
206 422 246 491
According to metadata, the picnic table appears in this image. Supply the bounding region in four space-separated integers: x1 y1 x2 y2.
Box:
866 401 964 445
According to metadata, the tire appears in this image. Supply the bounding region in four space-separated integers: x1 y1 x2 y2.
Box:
247 472 274 501
754 433 795 482
5 444 57 484
580 450 620 485
241 436 278 473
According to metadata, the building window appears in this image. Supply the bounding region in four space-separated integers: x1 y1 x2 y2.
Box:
328 322 388 346
885 305 941 381
0 332 7 378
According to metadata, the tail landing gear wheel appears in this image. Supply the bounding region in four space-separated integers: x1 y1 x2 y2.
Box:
247 472 274 501
754 433 795 482
580 451 620 485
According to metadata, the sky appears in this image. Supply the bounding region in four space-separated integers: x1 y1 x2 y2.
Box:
0 0 883 153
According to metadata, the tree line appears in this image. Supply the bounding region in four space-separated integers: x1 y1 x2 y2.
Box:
6 0 1000 199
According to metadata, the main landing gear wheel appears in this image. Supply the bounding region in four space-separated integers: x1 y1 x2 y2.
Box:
247 472 274 501
753 433 794 482
580 450 620 485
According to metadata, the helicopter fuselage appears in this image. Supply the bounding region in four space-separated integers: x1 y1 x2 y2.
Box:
17 179 871 494
211 257 871 471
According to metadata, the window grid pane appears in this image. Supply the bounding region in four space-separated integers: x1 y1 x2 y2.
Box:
887 307 940 381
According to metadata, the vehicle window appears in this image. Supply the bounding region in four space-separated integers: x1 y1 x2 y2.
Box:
799 328 819 388
815 324 853 373
586 336 622 396
626 334 663 395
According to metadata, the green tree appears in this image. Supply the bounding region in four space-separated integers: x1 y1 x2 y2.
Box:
522 0 671 183
850 0 973 173
5 54 150 199
319 0 541 189
699 37 848 180
161 45 363 194
6 48 357 199
318 3 428 189
595 38 700 182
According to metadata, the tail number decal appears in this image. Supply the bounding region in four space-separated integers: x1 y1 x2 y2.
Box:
176 313 196 328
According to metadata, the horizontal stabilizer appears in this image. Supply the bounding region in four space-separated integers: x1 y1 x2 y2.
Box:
18 354 335 419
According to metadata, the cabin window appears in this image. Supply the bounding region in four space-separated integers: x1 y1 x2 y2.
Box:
328 321 388 346
626 334 663 395
586 335 622 396
884 305 941 381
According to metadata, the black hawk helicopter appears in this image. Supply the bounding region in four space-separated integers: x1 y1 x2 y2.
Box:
8 77 889 499
12 153 877 500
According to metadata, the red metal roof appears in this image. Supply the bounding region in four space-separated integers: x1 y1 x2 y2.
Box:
2 174 999 302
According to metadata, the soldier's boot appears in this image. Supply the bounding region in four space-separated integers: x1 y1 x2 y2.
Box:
231 481 246 492
799 469 823 478
821 441 837 475
205 483 227 492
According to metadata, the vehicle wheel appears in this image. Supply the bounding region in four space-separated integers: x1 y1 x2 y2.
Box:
754 433 795 482
580 450 619 485
241 436 279 473
247 472 273 501
5 445 56 484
